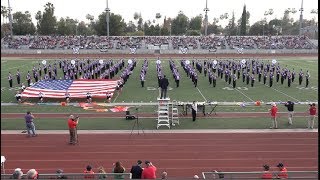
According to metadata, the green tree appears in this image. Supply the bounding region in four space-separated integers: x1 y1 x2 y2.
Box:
225 11 237 35
125 20 136 33
56 17 78 35
12 11 36 35
94 12 126 36
189 15 202 31
171 11 189 35
35 2 57 35
249 20 264 35
240 5 247 35
77 21 89 35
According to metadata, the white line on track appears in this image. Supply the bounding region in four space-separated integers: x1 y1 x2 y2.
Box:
1 129 318 134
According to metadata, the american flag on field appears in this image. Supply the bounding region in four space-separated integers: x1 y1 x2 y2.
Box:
21 79 118 98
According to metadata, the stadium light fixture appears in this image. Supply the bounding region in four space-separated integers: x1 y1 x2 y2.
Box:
105 0 110 37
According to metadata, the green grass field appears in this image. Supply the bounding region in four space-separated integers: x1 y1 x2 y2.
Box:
1 56 318 130
1 57 318 104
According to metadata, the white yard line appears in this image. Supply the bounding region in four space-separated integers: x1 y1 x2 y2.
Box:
260 82 301 102
234 87 255 102
196 87 207 102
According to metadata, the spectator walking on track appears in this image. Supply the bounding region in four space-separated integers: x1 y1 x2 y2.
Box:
284 101 294 125
261 164 272 179
67 115 79 145
308 103 317 129
269 103 278 129
25 111 37 137
275 163 288 179
130 160 143 179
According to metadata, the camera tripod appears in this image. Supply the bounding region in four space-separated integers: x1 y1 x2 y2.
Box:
130 107 145 135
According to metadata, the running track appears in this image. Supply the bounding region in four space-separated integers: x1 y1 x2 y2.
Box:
1 131 318 177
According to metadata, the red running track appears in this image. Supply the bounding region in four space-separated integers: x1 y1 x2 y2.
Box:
1 133 318 178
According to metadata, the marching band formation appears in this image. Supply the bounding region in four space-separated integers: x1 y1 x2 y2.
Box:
8 57 312 103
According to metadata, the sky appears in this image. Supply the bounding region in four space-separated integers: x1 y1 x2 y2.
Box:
2 0 318 27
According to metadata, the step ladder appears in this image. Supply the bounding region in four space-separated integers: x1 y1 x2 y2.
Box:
157 98 170 129
171 101 179 126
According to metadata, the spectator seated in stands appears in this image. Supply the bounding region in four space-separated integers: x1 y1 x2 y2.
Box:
12 168 23 179
141 160 157 179
261 165 273 179
84 165 95 179
112 161 126 179
26 169 39 179
97 166 107 179
56 169 68 179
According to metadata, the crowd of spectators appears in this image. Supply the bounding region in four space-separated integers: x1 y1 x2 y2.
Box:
5 161 293 179
2 35 315 50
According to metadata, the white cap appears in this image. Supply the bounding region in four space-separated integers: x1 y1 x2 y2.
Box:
194 175 199 179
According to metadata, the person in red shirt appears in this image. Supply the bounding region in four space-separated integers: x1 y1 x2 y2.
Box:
84 165 95 179
261 164 273 179
67 115 79 145
308 103 317 129
141 161 157 179
269 103 278 129
276 163 288 179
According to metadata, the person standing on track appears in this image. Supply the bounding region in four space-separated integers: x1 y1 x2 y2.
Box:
284 101 294 125
68 115 79 145
308 103 317 129
25 111 37 137
269 103 278 129
191 101 197 122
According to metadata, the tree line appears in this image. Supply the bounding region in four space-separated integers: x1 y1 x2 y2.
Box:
1 2 318 38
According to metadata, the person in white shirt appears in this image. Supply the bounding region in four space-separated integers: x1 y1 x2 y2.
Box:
191 101 197 121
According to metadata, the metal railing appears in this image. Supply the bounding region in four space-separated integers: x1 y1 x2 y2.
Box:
1 172 132 179
202 171 318 179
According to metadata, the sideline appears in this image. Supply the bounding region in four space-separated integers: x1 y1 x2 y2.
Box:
1 129 317 134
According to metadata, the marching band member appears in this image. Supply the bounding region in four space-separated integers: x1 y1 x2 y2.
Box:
86 92 92 103
38 92 44 103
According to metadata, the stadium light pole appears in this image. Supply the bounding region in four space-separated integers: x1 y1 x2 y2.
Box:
203 0 209 36
105 0 110 37
299 0 304 35
7 0 13 37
